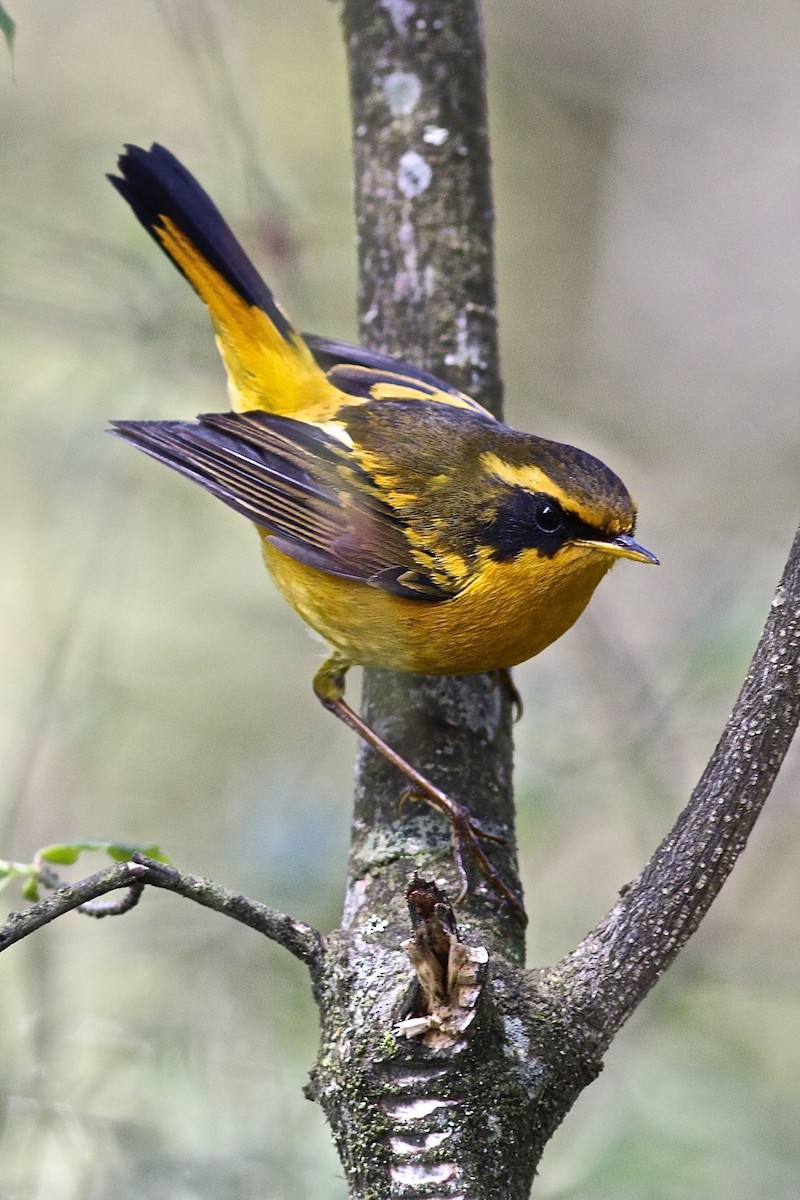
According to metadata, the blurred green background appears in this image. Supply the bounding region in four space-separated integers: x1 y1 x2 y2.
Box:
1 2 798 1197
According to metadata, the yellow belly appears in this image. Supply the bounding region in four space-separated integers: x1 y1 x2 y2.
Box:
260 535 614 674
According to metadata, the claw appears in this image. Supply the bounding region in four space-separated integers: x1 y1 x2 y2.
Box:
463 815 507 846
493 668 523 722
397 785 423 819
444 799 524 915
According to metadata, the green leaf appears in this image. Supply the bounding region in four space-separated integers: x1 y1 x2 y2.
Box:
0 3 15 55
105 840 168 863
37 843 85 865
1 842 171 904
38 839 168 866
21 875 40 902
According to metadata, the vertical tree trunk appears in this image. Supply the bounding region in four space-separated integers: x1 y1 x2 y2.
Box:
305 3 537 1197
342 0 522 937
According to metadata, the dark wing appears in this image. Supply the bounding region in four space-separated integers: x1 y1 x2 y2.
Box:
305 334 495 417
110 411 456 600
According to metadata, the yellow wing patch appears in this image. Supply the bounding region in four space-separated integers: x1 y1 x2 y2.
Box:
368 377 485 412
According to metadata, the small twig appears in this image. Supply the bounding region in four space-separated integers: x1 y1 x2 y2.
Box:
78 880 146 917
0 854 325 973
0 860 148 951
130 854 325 970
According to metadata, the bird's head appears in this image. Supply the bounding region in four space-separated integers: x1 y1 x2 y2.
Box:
476 433 658 571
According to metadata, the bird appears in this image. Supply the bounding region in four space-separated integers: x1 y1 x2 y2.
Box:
108 143 658 914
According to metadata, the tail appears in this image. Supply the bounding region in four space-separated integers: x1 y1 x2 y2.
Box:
109 144 337 418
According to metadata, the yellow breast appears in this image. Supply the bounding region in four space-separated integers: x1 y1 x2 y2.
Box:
261 535 615 675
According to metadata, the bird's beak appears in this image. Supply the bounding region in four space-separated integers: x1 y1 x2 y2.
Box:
580 532 660 565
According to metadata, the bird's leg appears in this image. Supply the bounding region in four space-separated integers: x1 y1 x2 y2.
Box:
313 653 524 915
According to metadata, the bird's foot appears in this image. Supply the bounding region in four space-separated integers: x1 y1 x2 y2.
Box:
399 786 524 916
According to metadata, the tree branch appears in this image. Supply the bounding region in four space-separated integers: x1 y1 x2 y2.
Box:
133 856 326 970
553 519 800 1036
0 860 148 950
0 854 325 972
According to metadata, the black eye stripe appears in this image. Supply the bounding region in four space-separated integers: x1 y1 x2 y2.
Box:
480 488 600 561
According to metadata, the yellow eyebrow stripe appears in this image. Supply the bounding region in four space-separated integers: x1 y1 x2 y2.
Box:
479 451 576 511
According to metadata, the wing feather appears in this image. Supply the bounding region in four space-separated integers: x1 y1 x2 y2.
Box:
111 412 458 600
305 335 495 416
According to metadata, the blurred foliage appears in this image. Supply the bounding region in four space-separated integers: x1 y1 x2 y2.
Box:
1 1 798 1197
0 4 13 56
0 839 168 901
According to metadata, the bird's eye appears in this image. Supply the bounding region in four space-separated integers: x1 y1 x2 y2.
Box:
533 498 563 534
